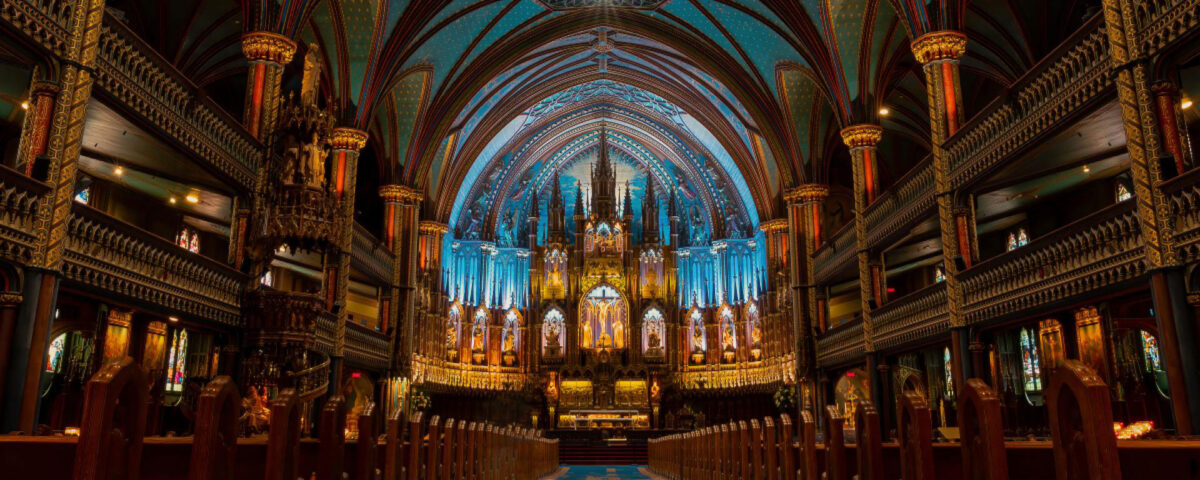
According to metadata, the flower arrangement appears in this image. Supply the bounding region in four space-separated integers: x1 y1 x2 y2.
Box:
409 390 431 412
773 384 796 412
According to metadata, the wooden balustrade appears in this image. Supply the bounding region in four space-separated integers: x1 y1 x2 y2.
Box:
648 362 1200 480
0 357 556 480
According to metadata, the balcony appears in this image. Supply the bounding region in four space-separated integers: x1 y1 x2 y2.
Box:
958 200 1144 325
1164 168 1200 263
0 165 48 264
351 223 394 285
64 204 245 325
861 156 935 249
812 223 855 284
816 315 865 367
869 282 949 352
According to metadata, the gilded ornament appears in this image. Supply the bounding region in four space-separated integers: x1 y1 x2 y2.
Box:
910 31 967 64
419 221 450 235
379 184 424 204
331 127 369 151
839 124 883 149
241 32 297 65
758 218 788 233
782 184 830 205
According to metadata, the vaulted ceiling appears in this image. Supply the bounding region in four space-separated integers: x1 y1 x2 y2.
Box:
106 0 1099 238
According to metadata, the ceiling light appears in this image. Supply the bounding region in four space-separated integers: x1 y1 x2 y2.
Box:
1082 165 1091 174
168 196 177 204
878 107 890 116
1182 98 1193 110
185 193 199 204
20 101 29 110
168 316 179 322
113 165 123 176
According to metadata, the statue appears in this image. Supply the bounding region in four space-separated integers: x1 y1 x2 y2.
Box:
471 322 486 352
691 325 705 353
503 327 515 353
544 322 561 348
722 320 736 351
581 319 593 348
303 131 328 189
613 316 626 349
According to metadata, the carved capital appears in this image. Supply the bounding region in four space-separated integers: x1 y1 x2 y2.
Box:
331 127 369 151
759 218 788 233
379 184 423 204
419 221 450 235
1151 81 1180 98
241 32 297 65
911 30 967 64
839 124 882 150
0 292 22 305
783 183 829 205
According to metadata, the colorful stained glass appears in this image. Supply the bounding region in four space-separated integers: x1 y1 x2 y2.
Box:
934 265 945 283
1017 229 1029 247
45 333 65 372
1116 184 1132 202
73 186 90 205
1006 233 1018 251
166 329 188 392
1141 330 1162 372
944 347 954 398
1020 328 1043 392
260 270 273 287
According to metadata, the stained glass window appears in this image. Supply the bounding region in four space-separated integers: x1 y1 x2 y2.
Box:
166 329 188 392
1017 229 1029 247
934 265 946 283
73 186 90 205
1141 330 1162 372
1020 328 1043 392
1116 184 1132 202
46 333 66 372
176 227 200 253
260 270 273 287
944 347 954 399
1006 233 1018 251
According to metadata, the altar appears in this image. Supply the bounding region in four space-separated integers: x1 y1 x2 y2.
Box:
558 409 650 429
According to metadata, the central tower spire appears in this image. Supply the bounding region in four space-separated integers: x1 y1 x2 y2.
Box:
590 126 618 219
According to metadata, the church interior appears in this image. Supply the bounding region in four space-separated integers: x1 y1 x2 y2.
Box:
1 0 1200 478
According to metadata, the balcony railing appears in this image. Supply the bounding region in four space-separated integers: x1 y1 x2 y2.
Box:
869 282 949 351
812 223 855 283
958 201 1144 325
816 316 865 367
63 204 245 325
1163 168 1200 263
344 321 390 370
1135 0 1200 54
351 223 394 285
945 16 1111 188
862 156 935 248
0 166 48 264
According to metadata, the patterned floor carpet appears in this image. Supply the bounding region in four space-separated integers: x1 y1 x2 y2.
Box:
553 465 653 479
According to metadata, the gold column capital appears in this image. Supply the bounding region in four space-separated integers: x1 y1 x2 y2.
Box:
783 184 830 205
911 30 968 64
839 124 882 149
331 127 369 151
759 218 789 233
379 184 423 204
419 221 450 235
241 31 297 65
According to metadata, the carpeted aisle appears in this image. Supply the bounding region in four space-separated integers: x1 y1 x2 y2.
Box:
546 465 654 479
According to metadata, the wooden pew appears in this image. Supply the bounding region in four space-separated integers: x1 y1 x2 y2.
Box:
455 421 467 480
384 408 405 480
750 418 764 480
897 391 935 480
958 378 1008 480
317 395 347 480
778 414 796 480
442 418 456 480
356 402 378 480
265 388 301 480
798 411 818 480
737 420 750 480
1048 360 1120 480
854 401 883 480
823 406 847 480
471 422 483 480
406 412 424 480
188 376 240 480
72 357 149 480
426 415 441 480
763 416 778 480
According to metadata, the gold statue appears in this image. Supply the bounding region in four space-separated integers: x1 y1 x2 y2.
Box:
581 318 593 348
613 317 626 349
303 131 328 189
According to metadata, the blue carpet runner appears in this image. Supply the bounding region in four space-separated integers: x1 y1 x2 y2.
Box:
555 465 652 479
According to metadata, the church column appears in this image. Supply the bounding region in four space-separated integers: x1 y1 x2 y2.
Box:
759 219 788 361
782 184 827 412
15 77 59 177
241 32 296 141
1 0 108 434
1100 0 1200 434
1152 82 1193 176
322 127 368 391
417 221 449 358
380 185 424 375
839 125 883 405
912 30 973 395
